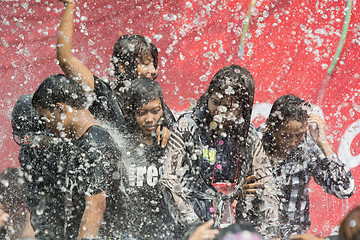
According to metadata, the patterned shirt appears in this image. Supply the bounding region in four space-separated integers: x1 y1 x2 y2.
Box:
257 124 355 239
162 113 279 238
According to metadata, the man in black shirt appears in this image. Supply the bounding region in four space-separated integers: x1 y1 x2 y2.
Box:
32 74 120 240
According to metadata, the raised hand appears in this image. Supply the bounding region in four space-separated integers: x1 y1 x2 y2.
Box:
308 114 334 157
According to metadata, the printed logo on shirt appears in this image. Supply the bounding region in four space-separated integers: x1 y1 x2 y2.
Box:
128 164 160 187
203 146 216 165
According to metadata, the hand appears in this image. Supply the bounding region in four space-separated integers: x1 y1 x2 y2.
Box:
242 175 262 197
189 219 220 240
308 114 334 157
307 114 327 145
291 233 324 240
156 126 171 148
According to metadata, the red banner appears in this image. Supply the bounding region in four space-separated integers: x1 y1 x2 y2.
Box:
1 0 359 236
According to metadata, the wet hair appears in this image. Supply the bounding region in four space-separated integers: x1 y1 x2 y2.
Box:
11 95 46 136
262 94 311 155
196 65 255 141
122 78 165 130
339 206 360 240
214 221 264 240
32 74 87 112
111 34 158 88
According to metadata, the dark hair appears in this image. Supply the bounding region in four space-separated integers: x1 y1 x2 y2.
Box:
262 94 311 155
111 34 158 88
122 78 165 130
215 221 264 240
32 74 87 111
11 95 46 136
196 65 255 142
339 206 360 240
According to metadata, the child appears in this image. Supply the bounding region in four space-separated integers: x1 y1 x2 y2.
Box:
57 0 174 146
102 78 180 239
32 74 120 240
162 65 278 238
259 94 355 238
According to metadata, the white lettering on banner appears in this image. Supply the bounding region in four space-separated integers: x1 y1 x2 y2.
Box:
128 165 160 187
338 119 360 169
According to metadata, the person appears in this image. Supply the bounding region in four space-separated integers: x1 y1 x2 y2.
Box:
258 94 355 239
339 206 360 240
12 94 68 239
31 74 120 240
101 78 180 239
57 0 174 146
161 65 278 238
0 167 35 240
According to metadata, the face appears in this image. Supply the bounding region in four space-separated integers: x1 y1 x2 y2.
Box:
275 119 307 155
207 91 242 131
136 55 158 80
135 98 163 136
36 105 68 136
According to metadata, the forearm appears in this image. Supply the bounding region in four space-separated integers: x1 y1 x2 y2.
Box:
57 1 75 73
317 140 334 157
57 0 94 89
77 192 106 240
313 154 355 198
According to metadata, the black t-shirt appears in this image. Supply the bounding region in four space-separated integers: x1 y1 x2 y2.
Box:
64 125 120 239
89 76 175 132
19 138 70 240
102 133 180 240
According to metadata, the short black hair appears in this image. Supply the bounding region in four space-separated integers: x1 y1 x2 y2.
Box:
11 95 46 136
263 94 311 154
122 78 165 130
32 74 87 111
111 34 158 84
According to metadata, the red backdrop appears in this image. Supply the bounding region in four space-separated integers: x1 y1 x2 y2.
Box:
1 0 359 236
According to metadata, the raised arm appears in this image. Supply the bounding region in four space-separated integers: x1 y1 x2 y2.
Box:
58 0 95 90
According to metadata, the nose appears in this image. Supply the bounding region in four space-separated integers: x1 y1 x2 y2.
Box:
288 138 298 149
144 113 154 124
146 64 158 79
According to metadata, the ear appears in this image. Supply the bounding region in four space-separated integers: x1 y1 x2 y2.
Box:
117 61 126 74
55 103 65 113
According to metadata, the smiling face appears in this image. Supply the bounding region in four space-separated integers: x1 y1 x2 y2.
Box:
275 119 307 155
136 55 158 80
135 98 163 136
207 91 242 131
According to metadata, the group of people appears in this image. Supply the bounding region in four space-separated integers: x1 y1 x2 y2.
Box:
4 0 355 239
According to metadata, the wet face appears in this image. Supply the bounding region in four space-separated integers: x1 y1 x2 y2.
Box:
207 91 242 131
274 119 307 155
36 105 68 136
135 98 163 136
136 55 158 80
